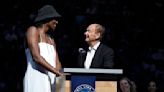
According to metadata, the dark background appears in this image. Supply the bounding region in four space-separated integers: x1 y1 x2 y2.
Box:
0 0 164 92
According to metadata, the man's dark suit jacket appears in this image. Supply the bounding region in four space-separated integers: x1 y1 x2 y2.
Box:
77 43 114 69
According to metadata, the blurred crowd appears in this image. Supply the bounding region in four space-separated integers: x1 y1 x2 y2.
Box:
0 0 164 92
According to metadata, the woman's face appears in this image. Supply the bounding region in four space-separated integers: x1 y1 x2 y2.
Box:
48 19 58 30
120 79 131 92
148 81 157 92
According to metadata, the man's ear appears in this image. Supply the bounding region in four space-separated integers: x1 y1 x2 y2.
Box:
96 33 101 40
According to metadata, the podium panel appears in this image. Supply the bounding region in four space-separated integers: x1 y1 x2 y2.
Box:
62 68 123 92
96 81 117 92
65 80 117 92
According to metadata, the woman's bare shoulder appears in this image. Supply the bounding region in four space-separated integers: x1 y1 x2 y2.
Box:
26 26 38 37
27 26 37 32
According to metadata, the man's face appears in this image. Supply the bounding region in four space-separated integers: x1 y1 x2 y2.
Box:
84 24 100 43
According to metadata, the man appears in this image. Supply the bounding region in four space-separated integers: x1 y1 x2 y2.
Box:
78 23 114 69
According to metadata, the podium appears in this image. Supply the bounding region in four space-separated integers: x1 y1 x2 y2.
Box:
62 68 123 92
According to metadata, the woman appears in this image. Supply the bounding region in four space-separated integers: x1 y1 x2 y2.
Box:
118 77 137 92
23 5 63 92
147 80 158 92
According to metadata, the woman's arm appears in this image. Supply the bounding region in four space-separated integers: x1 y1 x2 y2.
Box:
50 38 62 71
26 26 63 76
56 52 62 71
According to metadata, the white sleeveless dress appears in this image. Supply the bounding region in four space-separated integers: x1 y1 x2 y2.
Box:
23 42 56 92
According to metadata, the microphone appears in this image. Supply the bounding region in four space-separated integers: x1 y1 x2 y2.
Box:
78 48 86 53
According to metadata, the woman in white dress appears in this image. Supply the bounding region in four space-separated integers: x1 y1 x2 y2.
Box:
23 5 63 92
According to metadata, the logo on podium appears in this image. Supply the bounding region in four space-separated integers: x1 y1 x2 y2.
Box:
74 84 95 92
71 76 96 92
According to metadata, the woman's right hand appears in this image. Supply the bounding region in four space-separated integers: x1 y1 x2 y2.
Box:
56 70 64 76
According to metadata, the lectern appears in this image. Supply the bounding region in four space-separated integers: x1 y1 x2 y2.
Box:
62 68 123 92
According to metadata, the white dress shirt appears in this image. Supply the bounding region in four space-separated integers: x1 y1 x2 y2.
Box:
84 42 100 69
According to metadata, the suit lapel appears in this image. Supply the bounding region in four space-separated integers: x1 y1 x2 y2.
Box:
90 44 102 67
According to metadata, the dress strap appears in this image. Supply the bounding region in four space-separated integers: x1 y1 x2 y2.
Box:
47 35 53 45
48 37 52 44
39 34 43 42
